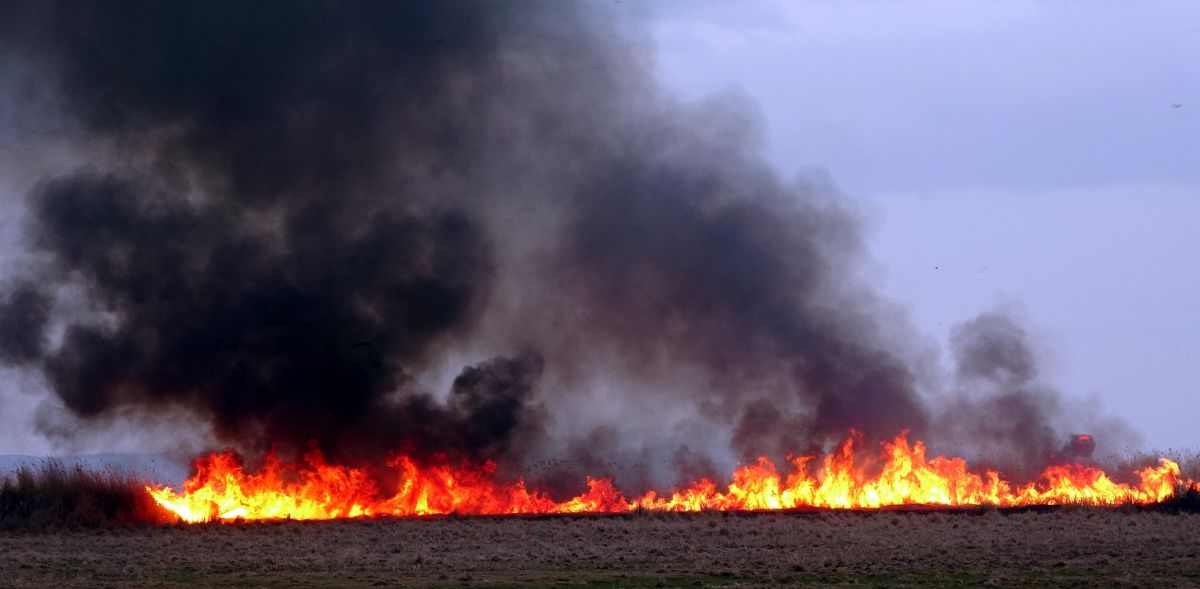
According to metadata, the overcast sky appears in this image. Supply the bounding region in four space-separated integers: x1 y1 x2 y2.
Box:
650 0 1199 450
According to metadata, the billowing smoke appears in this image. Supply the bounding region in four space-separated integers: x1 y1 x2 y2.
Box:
0 2 1119 490
930 310 1137 476
0 281 49 363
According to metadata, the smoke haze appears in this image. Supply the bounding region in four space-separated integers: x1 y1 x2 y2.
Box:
0 1 1128 491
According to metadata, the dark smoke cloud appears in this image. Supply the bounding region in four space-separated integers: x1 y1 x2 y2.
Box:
446 352 545 461
0 1 1117 484
0 0 524 462
933 312 1062 473
20 168 501 464
0 281 49 363
952 311 1039 387
931 310 1135 475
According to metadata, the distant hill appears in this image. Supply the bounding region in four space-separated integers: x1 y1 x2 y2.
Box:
0 454 188 487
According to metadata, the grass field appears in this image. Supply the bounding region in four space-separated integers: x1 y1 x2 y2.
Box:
1 508 1198 588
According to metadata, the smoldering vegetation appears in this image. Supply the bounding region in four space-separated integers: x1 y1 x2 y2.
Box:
0 461 166 528
0 0 1142 496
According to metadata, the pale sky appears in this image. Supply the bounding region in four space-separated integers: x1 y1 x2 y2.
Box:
650 0 1200 450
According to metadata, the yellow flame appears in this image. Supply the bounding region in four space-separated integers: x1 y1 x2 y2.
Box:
147 431 1194 523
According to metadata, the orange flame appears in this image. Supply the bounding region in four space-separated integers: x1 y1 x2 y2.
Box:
147 431 1194 522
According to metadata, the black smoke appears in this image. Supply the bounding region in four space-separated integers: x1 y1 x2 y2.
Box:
0 0 536 466
0 281 49 363
0 1 1113 487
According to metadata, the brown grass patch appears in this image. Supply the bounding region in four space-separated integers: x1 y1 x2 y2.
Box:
1 508 1198 587
0 461 168 528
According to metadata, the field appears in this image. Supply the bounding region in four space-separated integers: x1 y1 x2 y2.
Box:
1 509 1199 588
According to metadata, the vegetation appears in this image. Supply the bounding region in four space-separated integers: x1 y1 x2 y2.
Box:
0 458 1196 586
0 461 167 527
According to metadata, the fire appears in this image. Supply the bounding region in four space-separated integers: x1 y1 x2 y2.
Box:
147 432 1194 522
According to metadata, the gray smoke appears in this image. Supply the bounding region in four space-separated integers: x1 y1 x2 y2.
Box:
930 310 1137 476
0 281 49 363
0 1 1122 491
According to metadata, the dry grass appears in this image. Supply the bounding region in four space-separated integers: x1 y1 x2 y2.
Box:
0 462 166 528
2 459 1198 587
0 509 1197 588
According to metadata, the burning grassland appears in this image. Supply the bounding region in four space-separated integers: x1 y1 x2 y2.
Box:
0 1 1163 491
4 439 1197 530
0 6 1196 572
145 431 1196 523
2 509 1199 588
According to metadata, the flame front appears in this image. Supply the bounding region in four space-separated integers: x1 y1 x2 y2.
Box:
147 432 1194 522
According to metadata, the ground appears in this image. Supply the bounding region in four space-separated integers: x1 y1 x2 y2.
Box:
1 509 1198 588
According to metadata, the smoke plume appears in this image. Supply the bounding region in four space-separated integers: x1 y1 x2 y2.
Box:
929 310 1137 475
0 1 1119 489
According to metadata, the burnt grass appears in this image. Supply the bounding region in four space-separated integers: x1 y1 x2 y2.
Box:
0 508 1196 588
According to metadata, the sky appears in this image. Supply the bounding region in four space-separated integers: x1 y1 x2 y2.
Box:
649 0 1200 450
0 1 1196 457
